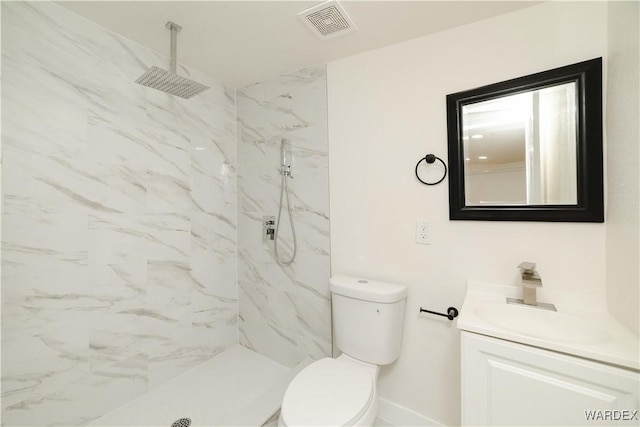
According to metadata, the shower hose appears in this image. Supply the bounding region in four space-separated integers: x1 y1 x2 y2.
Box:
274 173 297 265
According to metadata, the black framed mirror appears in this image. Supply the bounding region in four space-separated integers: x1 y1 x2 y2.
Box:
447 58 603 222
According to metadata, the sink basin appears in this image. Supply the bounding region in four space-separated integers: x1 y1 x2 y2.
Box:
458 281 639 370
473 302 611 344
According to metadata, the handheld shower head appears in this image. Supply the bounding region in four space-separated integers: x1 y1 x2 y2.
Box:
281 138 292 167
280 138 293 177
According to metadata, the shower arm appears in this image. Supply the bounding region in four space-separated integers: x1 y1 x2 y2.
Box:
166 21 182 75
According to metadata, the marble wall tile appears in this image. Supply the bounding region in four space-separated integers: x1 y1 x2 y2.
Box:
237 65 331 368
2 2 329 426
2 2 237 425
238 287 300 368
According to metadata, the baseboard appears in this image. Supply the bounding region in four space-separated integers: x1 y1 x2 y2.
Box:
377 397 444 427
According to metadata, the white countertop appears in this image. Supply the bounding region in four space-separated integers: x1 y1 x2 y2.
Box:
457 281 640 371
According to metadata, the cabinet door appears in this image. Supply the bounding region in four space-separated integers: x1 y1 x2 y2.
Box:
462 332 640 426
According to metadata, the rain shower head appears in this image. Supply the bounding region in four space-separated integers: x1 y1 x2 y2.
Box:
136 66 209 99
135 22 209 99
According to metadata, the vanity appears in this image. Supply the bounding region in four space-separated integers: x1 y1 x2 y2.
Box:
457 281 640 426
445 56 638 426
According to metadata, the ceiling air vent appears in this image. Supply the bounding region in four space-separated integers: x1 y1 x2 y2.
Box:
298 0 357 40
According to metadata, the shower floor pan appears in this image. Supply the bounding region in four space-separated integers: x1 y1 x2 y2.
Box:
90 345 307 427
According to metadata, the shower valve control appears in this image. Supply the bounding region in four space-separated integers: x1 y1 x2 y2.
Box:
263 216 276 241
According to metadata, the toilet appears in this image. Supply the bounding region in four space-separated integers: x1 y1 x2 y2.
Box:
279 275 408 426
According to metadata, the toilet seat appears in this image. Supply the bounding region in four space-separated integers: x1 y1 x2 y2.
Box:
281 357 375 426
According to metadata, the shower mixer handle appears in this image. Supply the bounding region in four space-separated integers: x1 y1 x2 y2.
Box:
263 216 276 241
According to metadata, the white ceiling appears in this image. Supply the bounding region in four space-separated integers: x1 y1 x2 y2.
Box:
57 1 540 88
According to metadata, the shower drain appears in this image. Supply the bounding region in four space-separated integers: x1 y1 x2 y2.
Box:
171 418 191 427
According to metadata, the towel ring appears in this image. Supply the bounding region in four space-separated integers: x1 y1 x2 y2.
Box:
415 154 447 185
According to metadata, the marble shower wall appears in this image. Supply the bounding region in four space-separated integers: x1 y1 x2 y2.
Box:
236 66 331 367
1 2 237 426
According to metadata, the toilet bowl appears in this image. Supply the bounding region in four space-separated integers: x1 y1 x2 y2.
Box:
279 275 408 427
279 354 379 426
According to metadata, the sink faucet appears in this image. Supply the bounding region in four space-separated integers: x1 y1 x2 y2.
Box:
518 262 541 306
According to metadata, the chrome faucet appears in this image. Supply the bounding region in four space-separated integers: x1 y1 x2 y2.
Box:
518 262 541 305
507 262 556 311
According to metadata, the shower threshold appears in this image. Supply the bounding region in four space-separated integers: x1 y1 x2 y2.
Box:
90 345 308 427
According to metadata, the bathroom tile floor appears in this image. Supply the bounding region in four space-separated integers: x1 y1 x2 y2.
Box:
90 345 298 427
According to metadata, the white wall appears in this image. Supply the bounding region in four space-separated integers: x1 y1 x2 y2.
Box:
328 2 608 425
605 1 640 335
465 167 526 205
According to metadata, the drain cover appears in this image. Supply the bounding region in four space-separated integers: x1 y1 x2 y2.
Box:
171 418 191 427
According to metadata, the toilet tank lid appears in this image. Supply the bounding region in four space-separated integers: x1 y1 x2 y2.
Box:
330 275 408 303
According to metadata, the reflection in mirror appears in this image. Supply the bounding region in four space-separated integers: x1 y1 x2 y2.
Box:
463 82 577 206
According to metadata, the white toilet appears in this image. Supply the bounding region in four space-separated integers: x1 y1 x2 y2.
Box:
279 275 408 426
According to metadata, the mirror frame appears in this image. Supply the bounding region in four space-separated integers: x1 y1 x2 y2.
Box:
446 58 603 222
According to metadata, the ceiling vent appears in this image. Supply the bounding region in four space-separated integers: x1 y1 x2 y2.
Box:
298 0 357 40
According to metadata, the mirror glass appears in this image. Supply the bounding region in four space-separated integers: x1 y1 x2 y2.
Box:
463 82 577 206
446 58 603 222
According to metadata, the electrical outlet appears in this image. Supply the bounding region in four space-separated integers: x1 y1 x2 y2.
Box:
415 221 431 245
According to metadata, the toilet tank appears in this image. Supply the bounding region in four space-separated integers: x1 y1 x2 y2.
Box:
330 275 408 365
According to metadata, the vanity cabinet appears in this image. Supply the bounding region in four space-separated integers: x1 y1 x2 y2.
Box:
461 331 640 426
